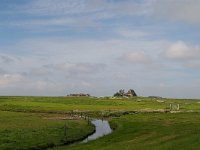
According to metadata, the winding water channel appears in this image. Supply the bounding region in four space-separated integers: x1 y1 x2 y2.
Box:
81 119 112 143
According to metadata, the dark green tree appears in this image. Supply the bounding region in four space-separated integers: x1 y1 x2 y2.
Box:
113 89 125 97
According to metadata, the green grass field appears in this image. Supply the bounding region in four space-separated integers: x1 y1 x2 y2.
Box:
56 113 199 150
0 96 199 113
0 96 200 150
0 110 94 150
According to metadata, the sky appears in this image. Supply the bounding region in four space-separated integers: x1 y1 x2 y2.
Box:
0 0 200 98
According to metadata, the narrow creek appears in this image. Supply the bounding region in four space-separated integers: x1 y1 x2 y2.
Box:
81 119 112 143
48 118 113 150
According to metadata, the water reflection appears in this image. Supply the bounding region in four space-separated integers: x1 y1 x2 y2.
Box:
82 119 112 143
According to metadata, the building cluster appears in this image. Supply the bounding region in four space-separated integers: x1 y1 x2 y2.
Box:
67 93 90 97
113 89 137 97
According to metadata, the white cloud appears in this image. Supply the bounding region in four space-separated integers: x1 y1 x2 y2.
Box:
0 54 16 64
9 37 168 62
33 80 56 90
53 62 105 75
0 68 6 74
121 51 152 64
27 67 51 76
153 0 200 24
0 0 151 29
113 73 128 81
165 41 200 60
116 28 149 38
2 36 199 98
26 0 149 17
1 1 200 98
0 74 24 87
0 73 59 94
27 0 86 15
184 60 200 69
4 17 98 29
79 81 92 88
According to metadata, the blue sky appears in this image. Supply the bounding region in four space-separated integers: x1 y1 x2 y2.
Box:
0 0 200 98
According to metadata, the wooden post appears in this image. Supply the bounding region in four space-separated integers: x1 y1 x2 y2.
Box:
64 122 67 139
170 104 172 111
71 110 73 117
87 116 90 125
81 112 82 118
177 104 180 110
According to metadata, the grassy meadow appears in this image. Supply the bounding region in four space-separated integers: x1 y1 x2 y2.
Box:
55 113 200 150
0 96 200 113
0 96 200 150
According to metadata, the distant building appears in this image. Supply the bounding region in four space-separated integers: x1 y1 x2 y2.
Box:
114 89 137 97
148 96 163 99
67 93 90 97
124 89 137 97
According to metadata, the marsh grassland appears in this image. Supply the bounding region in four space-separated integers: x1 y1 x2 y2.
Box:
0 96 200 150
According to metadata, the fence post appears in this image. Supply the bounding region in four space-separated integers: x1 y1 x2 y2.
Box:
87 116 90 125
177 104 180 110
64 122 67 140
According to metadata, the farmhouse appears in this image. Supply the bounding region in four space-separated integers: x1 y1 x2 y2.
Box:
124 89 137 97
114 89 137 97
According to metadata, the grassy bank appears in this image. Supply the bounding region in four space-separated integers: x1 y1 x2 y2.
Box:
53 112 200 150
0 96 200 150
0 111 95 150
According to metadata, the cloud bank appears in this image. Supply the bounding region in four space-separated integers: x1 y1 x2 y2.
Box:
0 0 200 98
